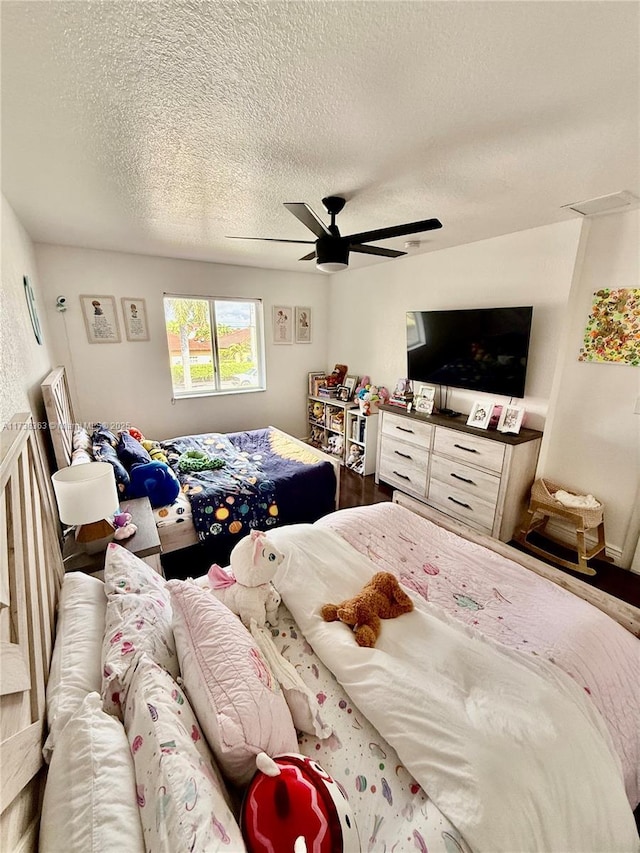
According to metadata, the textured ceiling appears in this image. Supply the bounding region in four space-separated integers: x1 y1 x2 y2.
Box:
2 1 639 273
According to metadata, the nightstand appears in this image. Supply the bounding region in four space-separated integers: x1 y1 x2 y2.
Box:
63 496 163 577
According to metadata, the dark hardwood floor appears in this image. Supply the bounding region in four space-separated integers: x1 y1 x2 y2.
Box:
339 468 640 608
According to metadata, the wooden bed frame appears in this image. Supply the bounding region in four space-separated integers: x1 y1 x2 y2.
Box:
1 414 64 852
41 366 341 554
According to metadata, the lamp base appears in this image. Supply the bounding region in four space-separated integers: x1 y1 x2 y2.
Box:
75 519 115 554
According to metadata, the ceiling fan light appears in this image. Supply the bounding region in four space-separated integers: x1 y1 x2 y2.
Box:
316 260 348 273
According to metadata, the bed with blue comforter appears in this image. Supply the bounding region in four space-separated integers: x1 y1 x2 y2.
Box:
160 427 337 545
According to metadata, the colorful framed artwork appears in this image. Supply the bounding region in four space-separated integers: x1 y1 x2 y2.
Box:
578 288 640 365
80 295 121 343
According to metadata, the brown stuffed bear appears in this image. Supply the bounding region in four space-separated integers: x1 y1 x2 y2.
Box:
320 571 414 648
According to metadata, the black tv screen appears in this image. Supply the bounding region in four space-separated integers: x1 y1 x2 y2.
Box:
407 306 533 398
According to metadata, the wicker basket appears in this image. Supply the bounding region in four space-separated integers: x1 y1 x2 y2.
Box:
530 478 604 528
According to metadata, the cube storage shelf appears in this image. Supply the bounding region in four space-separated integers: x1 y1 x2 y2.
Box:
307 395 378 475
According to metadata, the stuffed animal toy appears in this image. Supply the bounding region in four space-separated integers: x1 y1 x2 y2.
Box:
321 571 414 648
208 530 284 628
127 427 144 442
141 438 169 465
311 401 324 421
241 752 359 853
112 510 137 541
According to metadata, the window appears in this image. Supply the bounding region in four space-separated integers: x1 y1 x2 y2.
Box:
163 295 265 397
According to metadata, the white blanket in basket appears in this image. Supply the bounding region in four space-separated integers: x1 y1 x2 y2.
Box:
269 524 639 853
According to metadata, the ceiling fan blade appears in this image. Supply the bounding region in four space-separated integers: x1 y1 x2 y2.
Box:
299 251 317 261
349 244 406 258
226 236 315 244
284 202 332 238
346 218 442 245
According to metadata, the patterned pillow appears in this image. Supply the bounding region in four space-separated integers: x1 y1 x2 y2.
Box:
102 544 177 717
93 424 130 493
123 654 246 853
72 425 93 453
117 431 152 470
168 579 298 785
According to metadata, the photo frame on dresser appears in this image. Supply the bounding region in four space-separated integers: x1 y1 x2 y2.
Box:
466 401 493 430
498 404 525 434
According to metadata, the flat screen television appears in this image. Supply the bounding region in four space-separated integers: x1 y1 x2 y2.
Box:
406 306 533 398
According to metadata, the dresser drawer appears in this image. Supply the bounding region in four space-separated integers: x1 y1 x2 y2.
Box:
378 445 428 497
430 454 500 505
434 427 505 473
428 478 496 534
382 412 433 447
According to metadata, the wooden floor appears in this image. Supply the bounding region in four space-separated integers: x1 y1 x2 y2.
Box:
339 468 640 608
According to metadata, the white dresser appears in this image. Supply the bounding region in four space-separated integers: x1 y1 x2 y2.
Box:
375 406 542 542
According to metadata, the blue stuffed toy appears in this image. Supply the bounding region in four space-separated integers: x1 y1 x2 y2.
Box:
126 461 180 508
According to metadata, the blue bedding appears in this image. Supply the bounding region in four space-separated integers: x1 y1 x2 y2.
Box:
160 428 336 543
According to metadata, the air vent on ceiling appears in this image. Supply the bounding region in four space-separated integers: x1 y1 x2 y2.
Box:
561 190 639 217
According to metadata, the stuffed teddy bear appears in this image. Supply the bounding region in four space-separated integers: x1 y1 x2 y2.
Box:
321 571 414 647
207 529 284 628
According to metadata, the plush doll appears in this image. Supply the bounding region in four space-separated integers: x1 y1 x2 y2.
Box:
321 571 414 648
141 438 169 465
127 427 144 442
241 752 359 853
112 510 137 541
208 530 284 628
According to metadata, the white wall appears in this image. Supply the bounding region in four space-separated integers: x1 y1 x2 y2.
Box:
35 245 329 440
327 219 584 431
1 195 55 429
540 210 640 563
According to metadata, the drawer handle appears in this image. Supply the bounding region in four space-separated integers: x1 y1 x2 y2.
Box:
454 443 478 454
394 450 412 459
448 496 471 510
393 470 411 481
396 426 415 434
451 472 475 485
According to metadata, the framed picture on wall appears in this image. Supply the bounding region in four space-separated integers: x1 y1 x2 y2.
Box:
295 306 312 343
497 405 525 434
121 297 149 341
273 306 293 344
80 295 121 343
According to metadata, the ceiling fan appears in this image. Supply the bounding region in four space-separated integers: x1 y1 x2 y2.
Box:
228 196 443 272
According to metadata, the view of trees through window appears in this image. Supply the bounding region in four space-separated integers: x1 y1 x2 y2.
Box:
163 296 263 396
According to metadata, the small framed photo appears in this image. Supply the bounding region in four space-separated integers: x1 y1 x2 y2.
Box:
80 295 121 344
466 400 493 430
121 297 149 341
295 306 312 343
415 396 434 415
343 375 358 400
416 384 436 402
273 305 293 344
498 405 525 434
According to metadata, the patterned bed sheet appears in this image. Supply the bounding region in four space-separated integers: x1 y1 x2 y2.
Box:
316 502 640 809
159 428 336 544
271 605 471 853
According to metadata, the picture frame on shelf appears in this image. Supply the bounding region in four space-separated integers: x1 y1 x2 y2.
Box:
497 404 525 434
416 384 436 402
308 371 326 395
121 297 149 341
273 305 293 344
80 294 121 344
295 306 312 343
343 374 358 400
466 400 493 430
415 395 435 415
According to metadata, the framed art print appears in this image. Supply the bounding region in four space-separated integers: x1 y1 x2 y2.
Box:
295 306 312 343
415 395 434 415
466 400 493 429
80 295 121 343
273 306 293 344
121 297 149 341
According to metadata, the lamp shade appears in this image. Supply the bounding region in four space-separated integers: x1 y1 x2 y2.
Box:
51 462 119 526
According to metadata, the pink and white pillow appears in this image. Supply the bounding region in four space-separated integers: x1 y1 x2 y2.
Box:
123 654 246 853
168 579 298 785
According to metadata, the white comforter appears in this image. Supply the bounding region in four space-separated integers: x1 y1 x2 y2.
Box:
269 524 639 853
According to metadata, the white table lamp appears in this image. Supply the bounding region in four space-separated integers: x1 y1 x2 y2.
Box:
52 462 120 553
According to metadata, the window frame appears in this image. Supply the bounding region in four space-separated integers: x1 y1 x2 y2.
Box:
163 293 266 399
